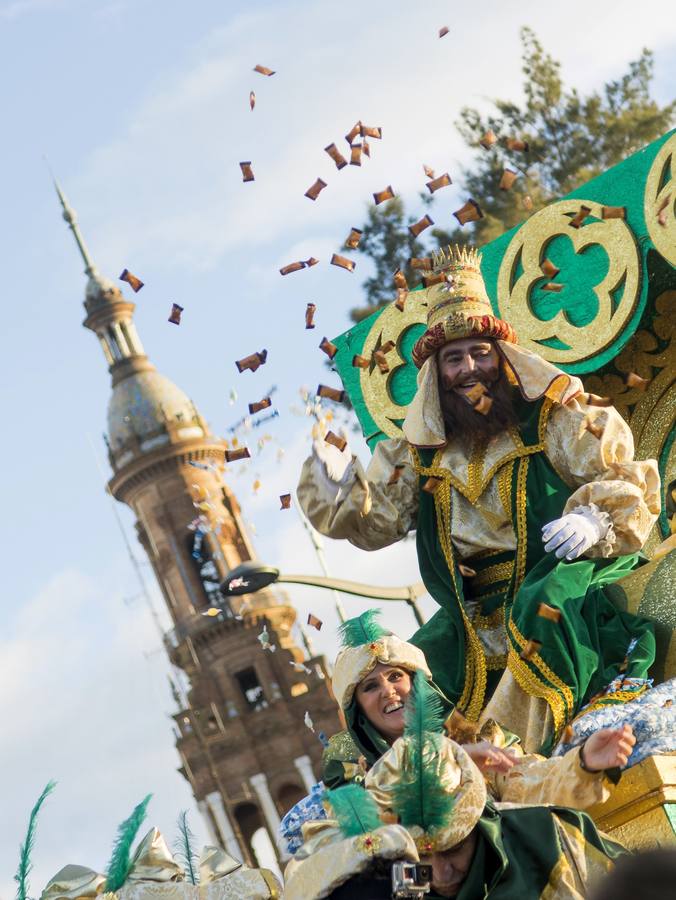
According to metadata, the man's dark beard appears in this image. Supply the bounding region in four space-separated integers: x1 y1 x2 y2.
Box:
439 371 520 442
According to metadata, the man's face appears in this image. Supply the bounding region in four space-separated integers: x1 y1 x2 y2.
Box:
424 830 478 897
437 339 500 397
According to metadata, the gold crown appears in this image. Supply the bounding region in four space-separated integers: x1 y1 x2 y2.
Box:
431 244 482 273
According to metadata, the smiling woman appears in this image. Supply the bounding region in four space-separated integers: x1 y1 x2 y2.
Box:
354 663 413 744
321 609 454 789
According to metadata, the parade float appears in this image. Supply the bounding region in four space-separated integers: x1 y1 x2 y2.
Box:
328 129 676 849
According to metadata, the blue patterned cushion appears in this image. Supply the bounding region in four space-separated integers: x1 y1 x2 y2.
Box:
279 782 328 855
553 677 676 767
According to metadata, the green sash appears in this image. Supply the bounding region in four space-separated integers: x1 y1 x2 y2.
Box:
409 395 655 739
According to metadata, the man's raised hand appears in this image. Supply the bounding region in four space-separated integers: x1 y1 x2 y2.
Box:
312 428 352 483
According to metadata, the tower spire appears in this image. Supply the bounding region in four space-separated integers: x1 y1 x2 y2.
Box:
53 177 97 277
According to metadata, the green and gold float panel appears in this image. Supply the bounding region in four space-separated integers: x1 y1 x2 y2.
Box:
331 128 676 542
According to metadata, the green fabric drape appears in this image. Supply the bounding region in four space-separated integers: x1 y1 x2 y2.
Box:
448 802 627 899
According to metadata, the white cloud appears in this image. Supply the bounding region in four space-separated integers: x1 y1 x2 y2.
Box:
0 569 205 900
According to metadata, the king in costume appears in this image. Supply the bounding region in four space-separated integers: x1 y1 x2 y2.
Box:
298 245 661 749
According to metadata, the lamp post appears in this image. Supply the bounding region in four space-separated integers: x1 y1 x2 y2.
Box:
220 562 427 628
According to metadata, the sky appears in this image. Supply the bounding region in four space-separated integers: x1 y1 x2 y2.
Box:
0 0 674 894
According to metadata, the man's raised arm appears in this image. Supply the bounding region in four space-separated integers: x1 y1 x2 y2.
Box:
297 433 418 551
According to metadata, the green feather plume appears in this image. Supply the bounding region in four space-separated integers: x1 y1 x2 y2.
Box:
391 671 455 833
173 810 199 885
338 609 390 648
104 794 152 892
403 669 446 737
325 784 383 837
14 780 56 900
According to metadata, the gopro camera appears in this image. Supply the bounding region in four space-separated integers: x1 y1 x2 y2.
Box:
391 861 432 898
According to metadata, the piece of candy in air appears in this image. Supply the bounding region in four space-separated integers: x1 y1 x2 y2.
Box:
331 253 355 273
426 173 452 194
453 199 483 226
168 303 184 325
373 185 395 205
239 161 255 182
325 142 348 170
119 268 144 292
307 613 323 630
305 178 327 201
409 214 434 237
235 349 268 373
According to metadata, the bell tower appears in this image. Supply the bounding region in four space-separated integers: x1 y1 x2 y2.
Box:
57 184 341 865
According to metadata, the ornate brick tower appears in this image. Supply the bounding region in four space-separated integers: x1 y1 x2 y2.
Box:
57 185 342 865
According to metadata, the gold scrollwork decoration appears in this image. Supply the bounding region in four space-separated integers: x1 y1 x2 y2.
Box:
497 198 641 365
584 289 676 553
644 131 676 267
360 291 428 439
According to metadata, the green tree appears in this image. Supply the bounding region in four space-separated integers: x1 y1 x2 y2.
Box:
348 28 675 321
346 195 431 322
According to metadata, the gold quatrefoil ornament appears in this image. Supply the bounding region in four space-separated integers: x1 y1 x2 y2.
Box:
497 199 641 365
359 290 428 440
644 131 676 267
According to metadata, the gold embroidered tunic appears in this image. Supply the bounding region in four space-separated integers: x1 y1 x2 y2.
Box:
298 396 659 561
299 396 659 678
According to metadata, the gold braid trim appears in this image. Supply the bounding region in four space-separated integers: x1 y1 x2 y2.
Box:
538 397 554 444
507 617 575 739
466 441 488 499
470 561 514 589
486 653 508 671
513 456 530 594
497 460 513 517
472 585 511 603
466 547 507 562
472 607 505 630
577 685 650 716
415 434 545 504
432 478 487 720
506 646 568 738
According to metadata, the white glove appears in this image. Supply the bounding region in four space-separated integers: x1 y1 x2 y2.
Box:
542 507 610 561
312 430 352 484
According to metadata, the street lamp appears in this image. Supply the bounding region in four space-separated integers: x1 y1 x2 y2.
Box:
220 562 428 628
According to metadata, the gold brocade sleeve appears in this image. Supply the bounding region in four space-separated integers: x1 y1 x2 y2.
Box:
296 438 418 551
488 746 610 809
544 398 661 556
